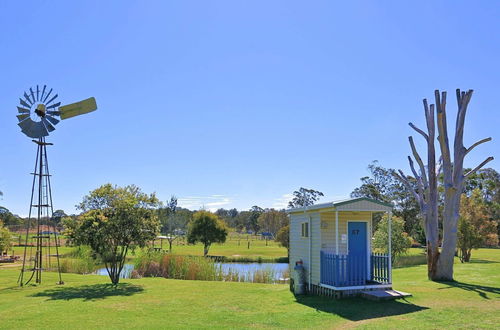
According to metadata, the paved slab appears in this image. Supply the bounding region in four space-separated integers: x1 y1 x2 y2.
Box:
361 289 412 301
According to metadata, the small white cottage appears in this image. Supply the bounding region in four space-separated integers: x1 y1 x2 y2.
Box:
288 197 393 297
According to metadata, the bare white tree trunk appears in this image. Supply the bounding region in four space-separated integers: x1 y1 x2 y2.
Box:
434 90 493 280
395 89 493 281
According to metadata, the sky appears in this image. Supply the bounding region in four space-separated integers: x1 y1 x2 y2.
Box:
0 1 499 216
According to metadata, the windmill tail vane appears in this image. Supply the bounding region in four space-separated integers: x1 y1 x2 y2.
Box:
16 84 98 286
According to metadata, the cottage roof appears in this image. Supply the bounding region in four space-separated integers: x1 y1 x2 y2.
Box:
286 197 392 214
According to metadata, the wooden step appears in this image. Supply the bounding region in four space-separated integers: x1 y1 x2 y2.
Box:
361 289 412 301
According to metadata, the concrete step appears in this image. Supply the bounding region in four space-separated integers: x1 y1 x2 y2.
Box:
361 289 412 301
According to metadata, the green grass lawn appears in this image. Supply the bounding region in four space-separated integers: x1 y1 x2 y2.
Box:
9 234 288 263
151 234 287 260
0 249 499 329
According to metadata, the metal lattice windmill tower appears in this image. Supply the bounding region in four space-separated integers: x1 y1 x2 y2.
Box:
16 85 97 286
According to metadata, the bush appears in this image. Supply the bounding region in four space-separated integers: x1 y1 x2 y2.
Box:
0 223 12 253
373 214 412 265
59 246 100 274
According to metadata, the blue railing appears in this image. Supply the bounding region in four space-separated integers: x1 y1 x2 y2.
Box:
371 253 390 284
320 251 390 287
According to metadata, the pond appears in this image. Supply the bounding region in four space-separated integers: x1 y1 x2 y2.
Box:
93 262 290 281
93 264 135 279
219 262 289 282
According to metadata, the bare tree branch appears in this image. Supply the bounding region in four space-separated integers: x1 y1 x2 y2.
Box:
465 137 492 156
425 103 435 139
453 89 474 183
435 90 452 186
408 136 429 189
408 156 424 192
455 89 473 135
393 170 424 211
464 157 494 179
409 122 429 141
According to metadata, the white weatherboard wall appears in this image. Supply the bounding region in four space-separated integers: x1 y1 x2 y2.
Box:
289 212 320 285
310 213 321 284
289 212 309 277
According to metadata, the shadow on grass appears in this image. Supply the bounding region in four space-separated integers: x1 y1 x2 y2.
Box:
30 283 144 301
295 295 428 321
438 281 500 299
468 259 499 264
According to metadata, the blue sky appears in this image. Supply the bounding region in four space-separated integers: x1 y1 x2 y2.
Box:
1 1 499 216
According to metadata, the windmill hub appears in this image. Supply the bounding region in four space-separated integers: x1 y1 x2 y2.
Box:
35 103 46 117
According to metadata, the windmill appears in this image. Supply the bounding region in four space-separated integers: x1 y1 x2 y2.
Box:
17 85 97 286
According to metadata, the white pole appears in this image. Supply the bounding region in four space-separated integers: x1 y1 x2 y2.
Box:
388 211 392 284
308 214 312 292
335 210 339 255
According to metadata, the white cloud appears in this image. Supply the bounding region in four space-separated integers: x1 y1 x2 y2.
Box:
272 193 293 209
177 195 233 212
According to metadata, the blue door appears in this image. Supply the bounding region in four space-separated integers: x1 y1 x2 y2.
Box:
348 222 368 285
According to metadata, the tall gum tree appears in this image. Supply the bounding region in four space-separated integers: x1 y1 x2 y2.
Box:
394 89 493 281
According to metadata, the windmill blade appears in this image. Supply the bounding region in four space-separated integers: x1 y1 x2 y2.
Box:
19 98 31 108
31 122 49 137
17 114 30 121
45 115 60 126
45 94 58 105
18 119 49 138
47 110 60 116
43 88 53 103
36 85 40 101
40 85 47 101
17 106 30 114
59 97 97 120
24 92 33 105
30 88 36 103
18 118 36 137
42 118 56 132
46 102 61 109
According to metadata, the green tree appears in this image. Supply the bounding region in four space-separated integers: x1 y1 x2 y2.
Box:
51 209 67 226
0 222 12 254
351 161 394 204
258 209 288 238
158 196 180 234
458 189 499 262
288 188 324 208
247 206 263 233
373 214 412 265
352 161 422 243
65 184 160 284
0 207 22 227
187 211 228 256
275 225 290 257
464 168 500 242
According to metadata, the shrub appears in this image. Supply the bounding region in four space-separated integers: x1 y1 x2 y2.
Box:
59 246 100 274
0 223 12 253
373 214 412 265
